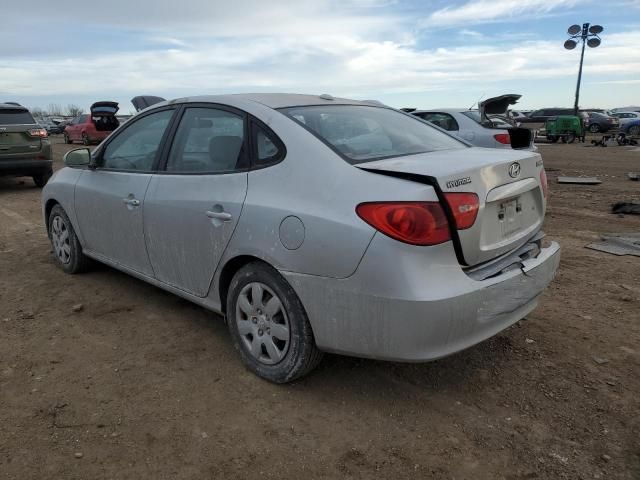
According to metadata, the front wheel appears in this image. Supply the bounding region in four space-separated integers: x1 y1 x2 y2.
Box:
33 169 52 188
63 133 71 144
629 125 640 136
226 262 323 383
589 124 601 133
48 205 92 274
82 133 90 146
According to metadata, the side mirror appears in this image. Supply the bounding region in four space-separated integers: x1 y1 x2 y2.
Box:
63 147 91 167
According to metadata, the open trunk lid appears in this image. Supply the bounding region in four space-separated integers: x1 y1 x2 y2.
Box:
357 148 546 266
131 96 166 112
479 94 521 123
90 101 119 132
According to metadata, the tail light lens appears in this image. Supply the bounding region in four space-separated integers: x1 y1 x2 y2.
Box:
540 169 548 198
356 202 450 246
28 128 48 138
444 192 479 230
494 133 511 145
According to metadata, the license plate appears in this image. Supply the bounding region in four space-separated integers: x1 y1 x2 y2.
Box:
499 198 522 236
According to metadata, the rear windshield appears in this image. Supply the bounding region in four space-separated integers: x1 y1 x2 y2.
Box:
0 109 36 125
280 105 465 164
462 111 512 128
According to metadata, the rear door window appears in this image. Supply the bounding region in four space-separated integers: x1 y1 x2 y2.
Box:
418 113 459 131
0 110 35 125
166 107 246 173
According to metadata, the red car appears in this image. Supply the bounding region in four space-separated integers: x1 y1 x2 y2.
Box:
64 101 119 145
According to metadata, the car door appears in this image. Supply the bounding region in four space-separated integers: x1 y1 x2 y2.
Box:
143 105 249 297
74 108 176 276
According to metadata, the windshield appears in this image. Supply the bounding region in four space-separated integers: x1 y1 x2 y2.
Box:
280 105 465 164
0 109 36 125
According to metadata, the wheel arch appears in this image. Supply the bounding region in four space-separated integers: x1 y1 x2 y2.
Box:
44 198 60 235
217 255 279 314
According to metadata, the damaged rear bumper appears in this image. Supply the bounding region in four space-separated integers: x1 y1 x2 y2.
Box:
282 235 560 362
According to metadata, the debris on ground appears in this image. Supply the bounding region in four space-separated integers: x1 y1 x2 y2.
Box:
557 176 602 185
586 233 640 257
611 202 640 215
71 304 84 313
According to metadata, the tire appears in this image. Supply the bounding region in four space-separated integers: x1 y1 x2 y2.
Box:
82 133 90 146
63 133 71 144
48 205 92 274
33 169 53 188
566 133 576 144
629 125 640 136
560 136 567 143
589 123 601 133
547 135 558 143
226 262 323 383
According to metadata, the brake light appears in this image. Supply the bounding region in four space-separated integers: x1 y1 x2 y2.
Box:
494 133 511 145
356 202 451 246
444 192 479 230
540 169 548 198
28 128 48 138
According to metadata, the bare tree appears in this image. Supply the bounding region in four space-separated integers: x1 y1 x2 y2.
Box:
47 103 63 116
30 106 45 119
66 104 83 117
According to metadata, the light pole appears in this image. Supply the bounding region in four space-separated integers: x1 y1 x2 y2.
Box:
564 23 603 115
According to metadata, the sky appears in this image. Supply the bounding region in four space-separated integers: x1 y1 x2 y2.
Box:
1 0 639 114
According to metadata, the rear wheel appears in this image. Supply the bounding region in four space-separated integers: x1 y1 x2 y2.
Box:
589 123 601 133
48 205 92 274
33 169 53 188
82 133 90 146
226 262 323 383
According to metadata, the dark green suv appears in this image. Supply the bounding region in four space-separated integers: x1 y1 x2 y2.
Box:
0 103 53 187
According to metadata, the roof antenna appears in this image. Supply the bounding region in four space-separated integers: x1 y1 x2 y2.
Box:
469 93 485 110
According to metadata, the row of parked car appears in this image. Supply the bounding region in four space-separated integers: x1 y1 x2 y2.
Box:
515 107 640 135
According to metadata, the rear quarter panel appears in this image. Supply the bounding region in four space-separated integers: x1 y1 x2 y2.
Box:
217 100 441 280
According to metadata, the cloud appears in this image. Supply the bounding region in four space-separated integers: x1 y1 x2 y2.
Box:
422 0 579 27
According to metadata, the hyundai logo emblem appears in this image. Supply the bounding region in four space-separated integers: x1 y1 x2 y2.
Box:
508 162 521 178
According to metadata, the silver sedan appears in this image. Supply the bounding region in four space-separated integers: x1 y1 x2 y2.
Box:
42 94 560 383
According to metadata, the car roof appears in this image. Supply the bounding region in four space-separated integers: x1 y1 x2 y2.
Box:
0 103 28 111
149 93 381 111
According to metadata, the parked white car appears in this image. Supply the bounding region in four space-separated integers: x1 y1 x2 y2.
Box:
409 95 535 151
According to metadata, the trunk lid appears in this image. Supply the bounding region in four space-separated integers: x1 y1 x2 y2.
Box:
357 147 546 266
0 107 42 155
90 101 120 132
479 94 521 124
131 96 166 112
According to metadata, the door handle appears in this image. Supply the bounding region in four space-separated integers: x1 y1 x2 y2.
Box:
206 211 232 221
123 198 140 207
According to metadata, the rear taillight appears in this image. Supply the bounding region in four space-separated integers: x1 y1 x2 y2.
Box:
28 128 48 138
356 202 451 246
494 133 511 145
540 169 548 198
444 192 479 230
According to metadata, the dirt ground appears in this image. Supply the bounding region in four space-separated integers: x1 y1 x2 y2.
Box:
1 136 639 480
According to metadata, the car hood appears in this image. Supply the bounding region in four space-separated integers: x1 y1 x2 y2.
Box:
131 96 166 112
479 94 521 124
90 101 119 115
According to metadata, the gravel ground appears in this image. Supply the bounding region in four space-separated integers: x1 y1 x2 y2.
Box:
1 136 639 479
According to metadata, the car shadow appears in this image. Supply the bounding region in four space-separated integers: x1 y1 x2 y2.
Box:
0 176 39 191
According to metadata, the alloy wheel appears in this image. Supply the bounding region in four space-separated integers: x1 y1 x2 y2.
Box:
235 282 290 365
51 215 71 264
